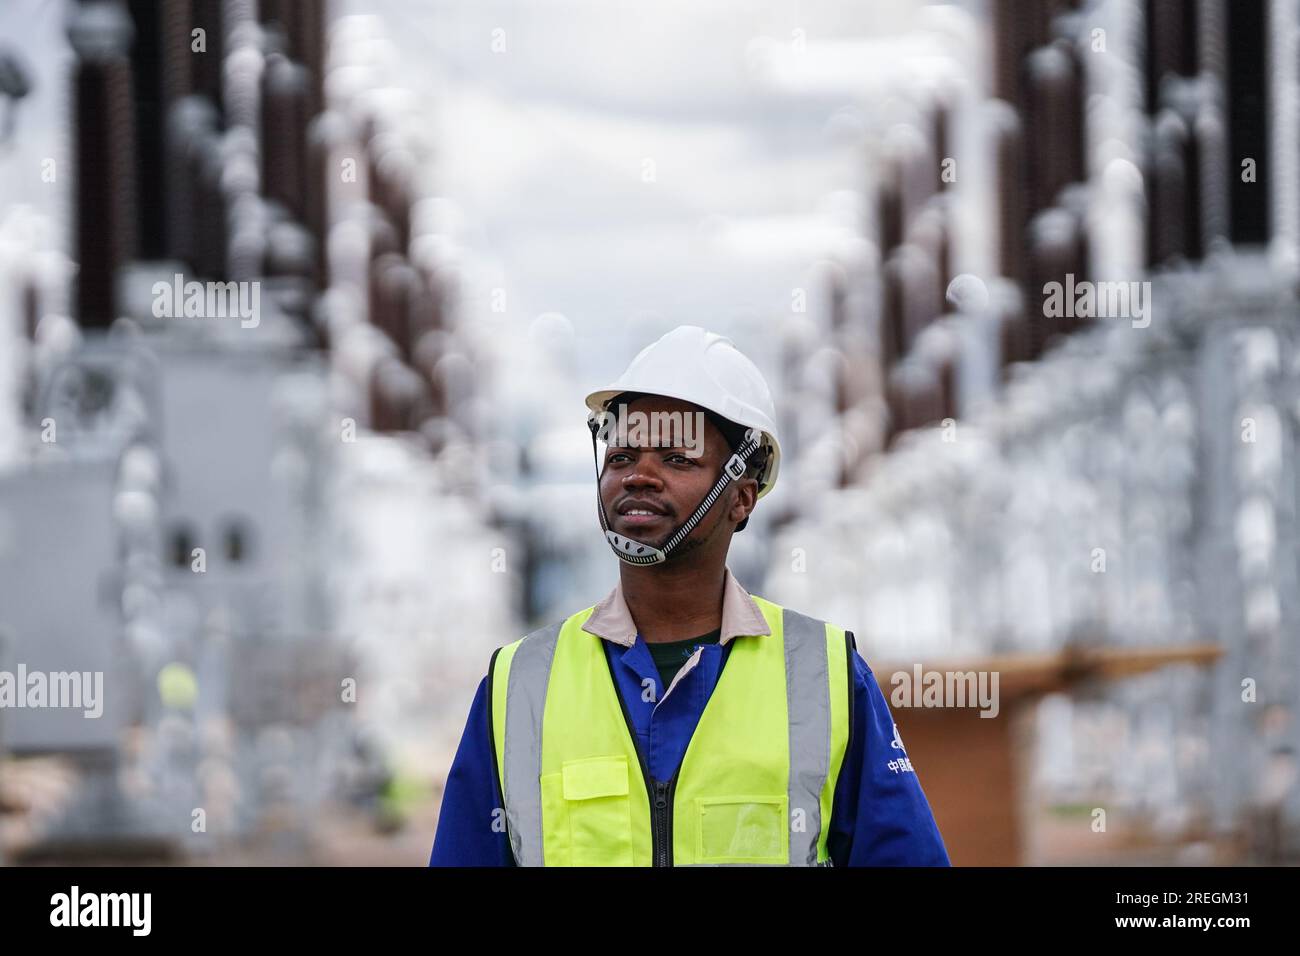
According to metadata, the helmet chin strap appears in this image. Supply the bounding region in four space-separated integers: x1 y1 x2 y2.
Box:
587 413 767 566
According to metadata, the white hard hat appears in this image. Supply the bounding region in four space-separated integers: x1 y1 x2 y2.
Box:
584 325 781 498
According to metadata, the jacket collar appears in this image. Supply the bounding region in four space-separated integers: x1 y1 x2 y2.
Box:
581 566 771 648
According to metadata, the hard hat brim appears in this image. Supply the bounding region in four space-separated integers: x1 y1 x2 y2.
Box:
584 385 781 499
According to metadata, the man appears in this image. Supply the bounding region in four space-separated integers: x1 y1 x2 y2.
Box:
430 325 949 866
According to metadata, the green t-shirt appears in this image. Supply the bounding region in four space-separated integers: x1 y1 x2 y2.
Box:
644 628 722 694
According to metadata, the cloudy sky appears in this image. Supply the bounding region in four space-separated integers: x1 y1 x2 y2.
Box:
338 0 960 470
0 0 964 473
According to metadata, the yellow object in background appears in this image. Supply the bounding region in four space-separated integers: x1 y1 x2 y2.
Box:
157 662 198 710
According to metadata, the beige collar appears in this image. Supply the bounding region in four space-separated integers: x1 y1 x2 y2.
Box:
581 566 771 647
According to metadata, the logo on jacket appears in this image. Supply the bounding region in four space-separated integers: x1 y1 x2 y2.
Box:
887 722 915 774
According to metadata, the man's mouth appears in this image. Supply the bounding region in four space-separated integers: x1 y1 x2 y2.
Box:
619 511 664 527
616 500 670 527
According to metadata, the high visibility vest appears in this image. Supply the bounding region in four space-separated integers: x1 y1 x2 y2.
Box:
487 595 854 866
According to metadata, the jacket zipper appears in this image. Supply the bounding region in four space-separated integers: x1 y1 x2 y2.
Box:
604 645 675 866
653 777 680 867
653 780 670 866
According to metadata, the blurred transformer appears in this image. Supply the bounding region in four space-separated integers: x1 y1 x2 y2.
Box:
771 0 1300 863
0 1 497 860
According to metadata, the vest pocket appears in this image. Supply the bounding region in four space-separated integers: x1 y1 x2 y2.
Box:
696 795 788 864
561 755 634 866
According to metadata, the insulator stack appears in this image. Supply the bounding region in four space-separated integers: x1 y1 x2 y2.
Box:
1224 0 1268 245
22 278 40 341
369 253 420 363
1194 0 1229 251
264 220 317 327
881 255 906 369
1145 0 1207 267
222 30 263 134
368 133 415 256
1059 183 1092 299
194 138 229 280
406 267 442 361
1149 109 1192 265
411 329 451 423
367 205 401 259
262 52 311 222
126 0 192 258
992 104 1026 283
895 132 936 235
306 111 350 288
1028 208 1084 351
886 363 943 441
1024 42 1084 215
935 353 957 422
166 96 218 274
986 2 1089 373
69 1 138 330
189 0 225 118
369 356 427 433
269 0 328 118
910 205 951 315
997 306 1032 372
991 0 1054 104
932 103 951 193
828 271 849 415
900 245 943 357
876 165 904 257
159 0 196 260
1145 0 1198 113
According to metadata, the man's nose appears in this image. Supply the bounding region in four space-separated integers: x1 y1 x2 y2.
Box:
621 454 666 489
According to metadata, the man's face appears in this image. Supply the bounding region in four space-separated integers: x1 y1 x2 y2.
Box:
597 395 756 556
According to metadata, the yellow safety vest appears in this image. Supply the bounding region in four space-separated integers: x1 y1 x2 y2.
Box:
488 595 853 866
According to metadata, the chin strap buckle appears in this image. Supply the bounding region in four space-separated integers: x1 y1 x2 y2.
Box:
723 452 747 481
722 428 762 483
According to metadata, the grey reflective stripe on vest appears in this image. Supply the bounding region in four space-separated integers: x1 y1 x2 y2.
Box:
502 621 563 867
782 608 832 865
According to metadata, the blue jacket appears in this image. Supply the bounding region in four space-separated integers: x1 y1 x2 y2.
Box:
429 627 951 867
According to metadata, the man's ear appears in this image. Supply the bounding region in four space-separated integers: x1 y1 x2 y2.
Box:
729 478 758 528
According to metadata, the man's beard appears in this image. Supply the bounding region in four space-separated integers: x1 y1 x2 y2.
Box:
604 491 729 562
644 513 717 562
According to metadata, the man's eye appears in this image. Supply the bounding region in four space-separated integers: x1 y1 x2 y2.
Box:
666 453 691 464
